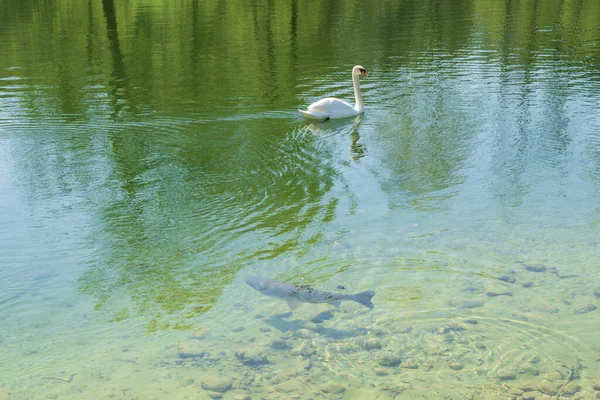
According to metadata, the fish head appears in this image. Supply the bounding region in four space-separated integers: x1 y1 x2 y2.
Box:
245 276 268 292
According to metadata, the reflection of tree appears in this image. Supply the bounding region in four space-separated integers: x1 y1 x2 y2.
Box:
3 0 600 118
76 118 339 332
377 95 469 212
102 0 128 118
489 0 572 207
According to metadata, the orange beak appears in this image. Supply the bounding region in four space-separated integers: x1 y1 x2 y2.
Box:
361 70 368 77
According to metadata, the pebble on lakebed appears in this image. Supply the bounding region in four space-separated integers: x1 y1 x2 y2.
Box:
269 339 291 350
523 263 547 273
448 361 464 370
496 370 516 381
356 337 382 350
320 381 346 394
498 275 516 283
378 354 402 367
519 362 539 375
447 299 484 309
200 376 233 393
234 348 269 366
573 304 597 314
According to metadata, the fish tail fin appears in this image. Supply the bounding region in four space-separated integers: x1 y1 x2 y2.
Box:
353 290 375 310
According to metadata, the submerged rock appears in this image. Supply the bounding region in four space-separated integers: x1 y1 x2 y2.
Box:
519 381 538 392
448 299 484 309
234 348 269 366
533 304 559 314
276 379 302 393
537 381 557 396
378 354 402 367
474 341 487 350
200 376 233 393
401 359 418 369
270 370 297 385
298 344 316 358
269 339 291 350
302 359 312 370
574 304 597 314
524 264 547 273
528 355 540 364
521 390 544 400
544 370 564 382
498 275 516 284
462 300 484 309
461 286 485 294
179 350 206 359
449 361 463 370
321 381 346 394
593 288 600 299
508 388 524 396
380 382 412 393
519 362 539 375
437 324 466 334
562 382 581 395
485 291 513 297
522 281 534 288
496 370 516 381
294 329 312 339
356 337 382 350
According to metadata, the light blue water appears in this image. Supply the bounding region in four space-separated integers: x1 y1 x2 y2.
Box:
1 0 600 399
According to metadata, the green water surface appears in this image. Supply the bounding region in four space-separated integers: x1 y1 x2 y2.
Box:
1 0 600 399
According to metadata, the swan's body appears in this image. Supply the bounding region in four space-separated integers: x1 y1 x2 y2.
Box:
299 65 368 120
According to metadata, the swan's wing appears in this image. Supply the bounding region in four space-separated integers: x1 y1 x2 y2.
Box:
307 97 353 112
305 97 358 119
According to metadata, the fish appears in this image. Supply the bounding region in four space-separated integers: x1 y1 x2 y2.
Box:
245 276 375 310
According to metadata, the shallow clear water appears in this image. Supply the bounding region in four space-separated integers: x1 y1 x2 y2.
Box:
1 0 600 399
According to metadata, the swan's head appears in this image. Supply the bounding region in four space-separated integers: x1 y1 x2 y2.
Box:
353 65 368 77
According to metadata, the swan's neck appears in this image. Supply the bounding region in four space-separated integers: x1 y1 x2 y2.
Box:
353 73 364 113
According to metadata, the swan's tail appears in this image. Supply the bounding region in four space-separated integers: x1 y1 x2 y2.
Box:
298 109 314 118
298 109 326 120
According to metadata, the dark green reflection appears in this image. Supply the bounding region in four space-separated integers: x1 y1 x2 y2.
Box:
3 0 600 119
75 119 338 331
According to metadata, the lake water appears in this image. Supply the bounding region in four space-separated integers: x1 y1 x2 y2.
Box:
1 0 600 399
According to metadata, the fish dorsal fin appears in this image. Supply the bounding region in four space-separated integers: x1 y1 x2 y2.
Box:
287 299 302 310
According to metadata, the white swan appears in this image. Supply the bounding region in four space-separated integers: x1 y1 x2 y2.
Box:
299 65 368 120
